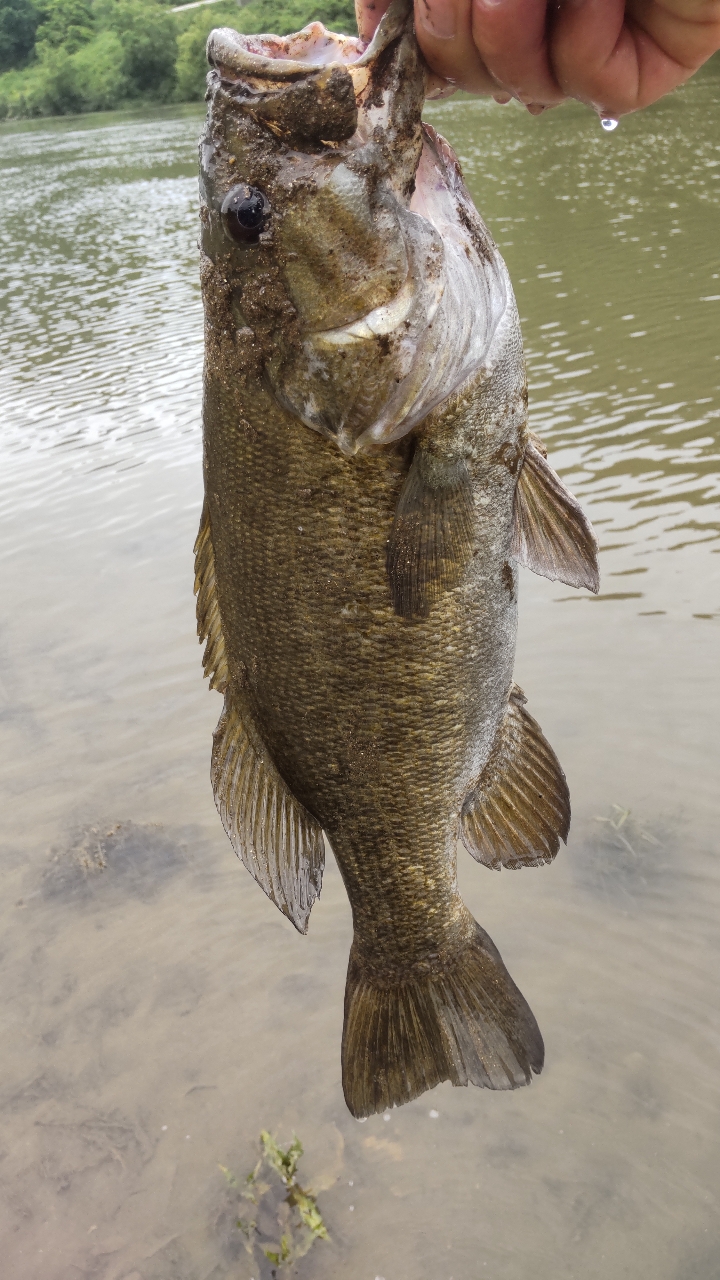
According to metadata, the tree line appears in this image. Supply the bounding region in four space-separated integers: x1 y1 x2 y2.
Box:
0 0 356 118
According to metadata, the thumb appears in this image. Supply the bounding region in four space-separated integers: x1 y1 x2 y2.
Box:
356 0 393 40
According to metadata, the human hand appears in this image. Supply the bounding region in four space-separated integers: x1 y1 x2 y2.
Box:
357 0 720 117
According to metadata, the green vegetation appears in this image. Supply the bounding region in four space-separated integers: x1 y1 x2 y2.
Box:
0 0 357 118
219 1130 329 1269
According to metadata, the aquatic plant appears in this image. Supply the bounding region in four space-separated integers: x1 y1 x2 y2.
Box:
594 804 660 857
220 1131 329 1271
574 802 671 905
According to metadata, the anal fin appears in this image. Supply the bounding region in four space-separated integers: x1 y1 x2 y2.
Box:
387 444 475 620
512 435 600 593
461 684 570 870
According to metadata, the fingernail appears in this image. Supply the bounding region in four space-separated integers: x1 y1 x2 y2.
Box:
526 103 547 116
417 0 457 39
493 93 512 105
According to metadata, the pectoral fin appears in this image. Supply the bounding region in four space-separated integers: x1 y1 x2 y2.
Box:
511 435 599 593
195 501 324 933
386 445 475 620
461 684 570 870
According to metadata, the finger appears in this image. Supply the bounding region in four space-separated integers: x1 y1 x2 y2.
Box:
629 0 720 71
355 0 392 41
551 0 720 116
471 0 566 104
415 0 500 93
551 0 655 115
356 0 458 101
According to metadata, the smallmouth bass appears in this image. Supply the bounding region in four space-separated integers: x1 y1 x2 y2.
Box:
196 0 599 1117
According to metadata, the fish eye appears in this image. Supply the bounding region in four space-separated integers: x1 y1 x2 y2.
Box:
221 184 270 245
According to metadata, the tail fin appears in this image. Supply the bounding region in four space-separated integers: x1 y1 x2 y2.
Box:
342 922 543 1118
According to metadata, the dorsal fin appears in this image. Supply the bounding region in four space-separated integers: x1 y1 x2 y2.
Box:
460 684 570 870
194 499 230 693
194 501 324 933
212 696 325 933
511 435 599 593
386 444 475 620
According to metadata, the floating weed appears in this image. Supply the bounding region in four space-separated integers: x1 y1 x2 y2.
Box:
220 1131 329 1272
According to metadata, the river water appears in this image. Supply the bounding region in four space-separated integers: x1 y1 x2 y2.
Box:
0 63 718 1280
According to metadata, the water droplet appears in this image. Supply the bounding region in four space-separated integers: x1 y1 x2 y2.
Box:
601 117 618 132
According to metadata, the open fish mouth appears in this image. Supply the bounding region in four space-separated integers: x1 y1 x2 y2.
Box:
207 1 408 91
205 0 512 456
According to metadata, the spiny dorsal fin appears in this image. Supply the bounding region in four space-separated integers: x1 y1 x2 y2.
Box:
194 500 230 693
386 445 475 620
212 695 325 934
511 435 600 593
460 684 570 870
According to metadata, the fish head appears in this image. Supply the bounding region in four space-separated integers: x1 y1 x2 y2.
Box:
200 0 510 456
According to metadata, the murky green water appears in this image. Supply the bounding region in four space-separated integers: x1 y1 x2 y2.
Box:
0 66 718 1280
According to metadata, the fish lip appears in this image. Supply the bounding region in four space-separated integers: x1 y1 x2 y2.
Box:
206 0 411 84
310 271 426 343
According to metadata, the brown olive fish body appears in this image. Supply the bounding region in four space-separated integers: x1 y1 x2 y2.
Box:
196 0 599 1116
